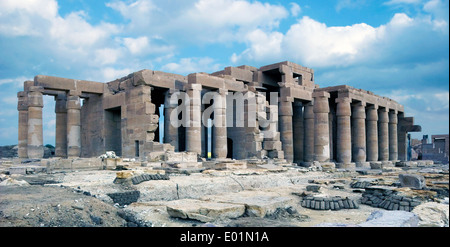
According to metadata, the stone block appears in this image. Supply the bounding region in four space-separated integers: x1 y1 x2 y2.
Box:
321 162 336 172
102 158 121 170
399 174 426 189
370 162 383 169
306 185 321 192
359 211 419 227
262 141 282 150
412 202 449 227
166 199 246 222
116 171 134 179
215 162 247 170
268 150 284 159
72 158 103 170
9 167 27 175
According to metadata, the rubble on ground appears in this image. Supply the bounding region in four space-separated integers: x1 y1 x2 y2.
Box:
0 156 448 227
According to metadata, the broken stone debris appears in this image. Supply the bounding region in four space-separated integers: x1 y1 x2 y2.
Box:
300 196 359 210
166 199 246 223
358 210 419 227
399 173 426 189
360 186 423 212
412 202 449 227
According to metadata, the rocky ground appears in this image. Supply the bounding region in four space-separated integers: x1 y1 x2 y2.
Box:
0 157 448 227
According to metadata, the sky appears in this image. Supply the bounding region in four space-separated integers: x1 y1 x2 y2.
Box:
0 0 448 146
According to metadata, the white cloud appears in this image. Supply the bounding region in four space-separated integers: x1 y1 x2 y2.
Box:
101 67 134 82
107 0 289 44
232 9 448 69
161 57 221 74
283 16 379 67
0 76 30 88
0 0 57 36
384 0 422 5
94 48 122 65
232 29 284 63
50 11 119 50
123 36 149 54
290 2 301 17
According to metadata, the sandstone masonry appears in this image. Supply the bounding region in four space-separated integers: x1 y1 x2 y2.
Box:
17 61 421 164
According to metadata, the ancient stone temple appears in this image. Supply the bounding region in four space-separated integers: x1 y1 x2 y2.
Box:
17 61 421 166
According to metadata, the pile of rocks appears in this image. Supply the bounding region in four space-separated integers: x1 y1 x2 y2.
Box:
107 191 140 206
350 178 378 189
131 173 170 185
301 196 359 210
360 186 422 212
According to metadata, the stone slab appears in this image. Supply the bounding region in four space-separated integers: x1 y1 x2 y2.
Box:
358 210 419 227
166 199 246 222
202 191 295 217
215 162 247 170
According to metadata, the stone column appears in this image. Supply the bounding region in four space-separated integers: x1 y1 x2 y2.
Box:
335 97 352 164
397 114 407 161
213 89 228 159
366 105 379 161
279 99 294 162
164 89 179 151
67 95 81 157
389 110 398 161
293 101 304 163
27 86 44 159
185 84 202 155
352 102 367 164
313 91 330 162
55 94 67 157
17 91 28 158
378 107 389 161
303 102 315 162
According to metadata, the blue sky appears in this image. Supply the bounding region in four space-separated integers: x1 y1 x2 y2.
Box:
0 0 448 146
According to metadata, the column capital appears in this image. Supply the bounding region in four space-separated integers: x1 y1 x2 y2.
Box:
367 104 378 110
336 97 351 117
27 87 43 108
312 91 330 98
389 110 398 124
303 101 314 119
17 91 28 111
366 105 378 121
55 94 68 113
352 101 366 119
28 86 44 93
67 95 81 110
352 101 366 107
313 93 329 114
335 97 351 104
